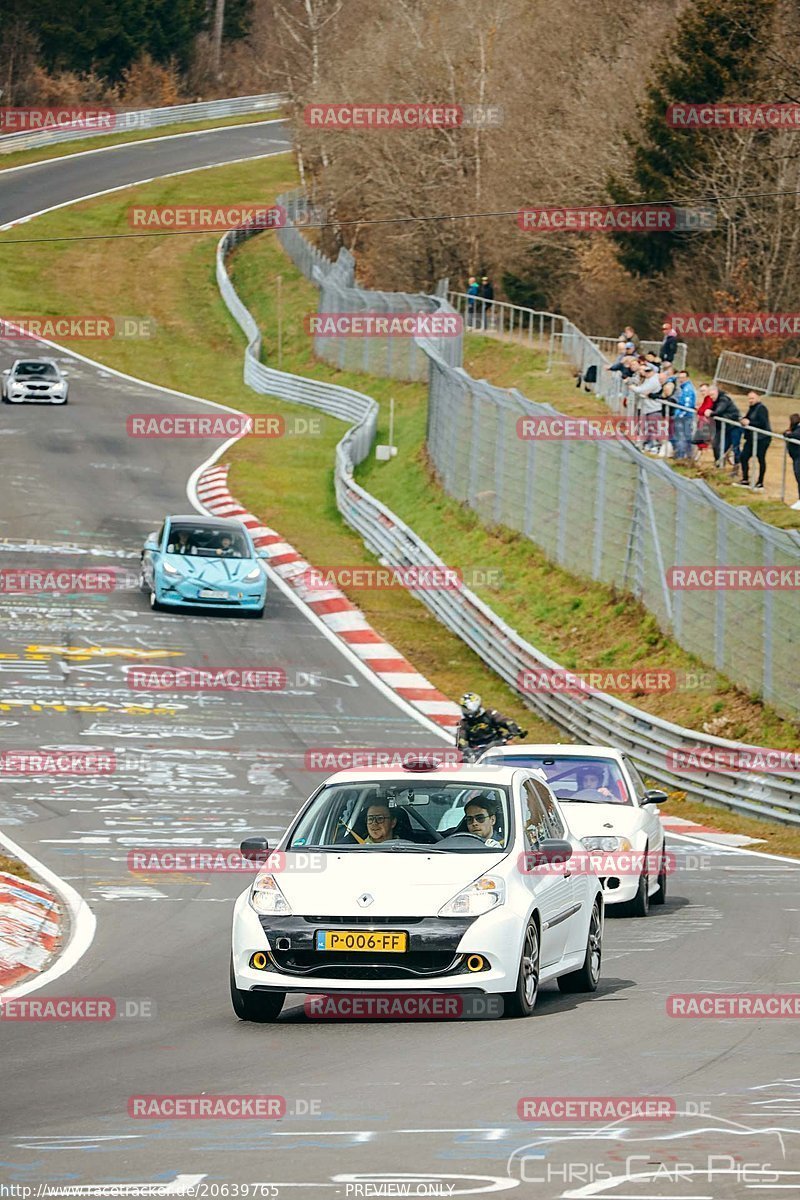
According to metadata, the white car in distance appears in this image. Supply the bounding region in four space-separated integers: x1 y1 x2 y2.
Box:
231 759 604 1022
478 745 668 916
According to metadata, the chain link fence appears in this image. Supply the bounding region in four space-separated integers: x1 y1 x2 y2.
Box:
215 218 800 820
0 94 285 154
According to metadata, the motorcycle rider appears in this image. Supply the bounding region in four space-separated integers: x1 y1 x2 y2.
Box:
456 692 526 757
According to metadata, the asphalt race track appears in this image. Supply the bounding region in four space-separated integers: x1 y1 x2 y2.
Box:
1 124 799 1200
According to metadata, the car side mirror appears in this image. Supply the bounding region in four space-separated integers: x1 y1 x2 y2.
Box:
1 369 9 375
643 789 668 805
256 548 270 559
61 371 70 377
240 836 270 863
532 838 573 865
143 538 159 552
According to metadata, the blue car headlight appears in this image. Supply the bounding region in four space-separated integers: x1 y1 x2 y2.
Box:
243 567 263 583
162 561 182 577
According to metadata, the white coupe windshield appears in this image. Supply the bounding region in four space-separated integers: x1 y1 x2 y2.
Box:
482 754 633 805
289 780 513 850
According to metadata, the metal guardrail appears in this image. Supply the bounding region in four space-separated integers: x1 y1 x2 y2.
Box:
0 93 285 154
215 208 800 825
715 349 800 400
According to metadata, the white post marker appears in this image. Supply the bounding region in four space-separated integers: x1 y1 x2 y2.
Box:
376 396 398 461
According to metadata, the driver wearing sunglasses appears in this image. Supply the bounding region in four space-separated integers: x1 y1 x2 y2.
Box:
364 802 399 844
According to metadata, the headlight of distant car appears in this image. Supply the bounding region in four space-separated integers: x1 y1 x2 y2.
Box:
581 836 633 852
52 383 67 394
249 873 292 915
162 560 182 576
439 875 505 917
243 567 262 582
10 385 24 395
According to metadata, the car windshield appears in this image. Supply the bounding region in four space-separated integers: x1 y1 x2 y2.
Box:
166 524 251 558
15 361 59 380
289 780 513 850
482 754 633 805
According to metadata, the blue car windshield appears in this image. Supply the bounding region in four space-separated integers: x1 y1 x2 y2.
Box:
166 524 251 559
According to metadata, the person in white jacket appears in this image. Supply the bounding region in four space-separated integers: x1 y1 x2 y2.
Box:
630 362 665 451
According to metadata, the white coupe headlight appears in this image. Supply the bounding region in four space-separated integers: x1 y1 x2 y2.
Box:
250 873 292 915
581 836 633 852
243 567 262 582
439 875 505 917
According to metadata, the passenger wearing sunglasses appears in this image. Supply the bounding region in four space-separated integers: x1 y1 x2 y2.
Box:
463 794 504 848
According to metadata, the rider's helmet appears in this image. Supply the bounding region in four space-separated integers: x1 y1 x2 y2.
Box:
460 692 482 717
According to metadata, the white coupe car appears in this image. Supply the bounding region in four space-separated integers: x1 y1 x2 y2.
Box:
478 745 668 916
2 358 69 404
231 759 604 1022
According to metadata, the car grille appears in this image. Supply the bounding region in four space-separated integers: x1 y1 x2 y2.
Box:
268 948 463 978
302 915 425 926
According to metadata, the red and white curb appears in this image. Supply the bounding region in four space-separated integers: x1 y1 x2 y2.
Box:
0 870 62 991
659 814 764 848
195 464 461 730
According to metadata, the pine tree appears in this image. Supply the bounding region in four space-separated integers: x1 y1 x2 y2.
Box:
607 0 776 276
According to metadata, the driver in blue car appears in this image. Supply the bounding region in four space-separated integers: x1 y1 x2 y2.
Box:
463 794 504 847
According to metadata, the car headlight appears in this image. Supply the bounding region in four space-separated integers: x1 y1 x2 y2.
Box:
581 836 633 852
243 567 262 582
439 875 505 917
250 873 292 915
162 560 182 576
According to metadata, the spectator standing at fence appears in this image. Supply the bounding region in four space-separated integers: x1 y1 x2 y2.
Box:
671 369 696 460
736 392 771 491
784 413 800 509
479 276 494 329
707 385 742 470
630 362 664 451
691 385 714 461
467 276 479 328
659 322 678 363
621 325 640 352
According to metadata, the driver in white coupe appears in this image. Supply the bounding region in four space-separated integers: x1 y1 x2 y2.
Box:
463 794 504 847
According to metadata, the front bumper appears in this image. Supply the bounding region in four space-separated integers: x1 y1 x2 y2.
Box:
156 577 266 609
7 388 67 402
596 874 641 904
231 891 522 994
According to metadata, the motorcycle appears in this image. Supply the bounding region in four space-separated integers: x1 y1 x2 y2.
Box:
457 727 528 763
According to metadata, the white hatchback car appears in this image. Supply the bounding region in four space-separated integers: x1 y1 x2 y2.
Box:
231 760 603 1022
478 745 668 916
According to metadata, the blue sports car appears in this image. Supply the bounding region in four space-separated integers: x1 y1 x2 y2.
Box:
140 515 268 617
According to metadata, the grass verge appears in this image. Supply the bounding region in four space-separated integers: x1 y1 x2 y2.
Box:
0 112 286 173
0 152 796 853
0 853 35 882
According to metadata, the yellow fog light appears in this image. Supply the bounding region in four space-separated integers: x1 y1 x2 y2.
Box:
251 951 268 970
466 955 486 972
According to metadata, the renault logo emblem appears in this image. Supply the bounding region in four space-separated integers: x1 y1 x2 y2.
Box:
357 893 374 908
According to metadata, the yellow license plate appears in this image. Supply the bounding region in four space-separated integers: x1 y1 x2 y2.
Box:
315 930 408 953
